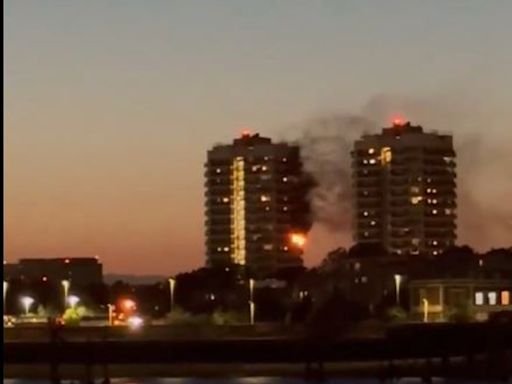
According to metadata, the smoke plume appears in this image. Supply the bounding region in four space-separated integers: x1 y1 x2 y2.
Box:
286 92 512 251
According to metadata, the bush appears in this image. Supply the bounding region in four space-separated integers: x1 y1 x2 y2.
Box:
385 306 408 323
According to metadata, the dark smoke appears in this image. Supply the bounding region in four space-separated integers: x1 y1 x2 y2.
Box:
285 92 512 250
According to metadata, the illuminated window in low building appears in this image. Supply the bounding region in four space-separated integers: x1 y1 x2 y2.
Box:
361 276 368 283
369 159 377 165
222 197 230 203
363 159 368 164
488 291 497 305
412 238 420 246
223 247 230 252
368 148 375 154
283 206 288 212
370 220 376 226
432 209 438 215
216 168 222 174
364 231 369 237
432 199 438 204
263 244 273 251
432 240 438 246
282 177 288 182
363 211 369 217
445 208 453 215
381 147 392 165
475 292 484 305
501 291 510 305
262 165 268 171
283 246 289 251
282 158 287 162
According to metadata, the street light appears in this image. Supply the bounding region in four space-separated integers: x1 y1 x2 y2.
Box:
67 295 80 309
394 274 403 306
61 280 70 308
3 281 8 314
21 296 34 316
423 298 429 323
249 279 255 325
168 277 175 313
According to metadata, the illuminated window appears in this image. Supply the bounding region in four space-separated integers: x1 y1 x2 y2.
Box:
432 188 437 193
260 195 270 202
488 292 497 305
445 208 453 215
501 291 510 305
364 231 369 237
478 259 484 267
283 206 288 212
411 186 420 194
216 168 222 174
381 147 392 165
412 238 420 246
282 177 288 182
363 159 368 164
283 246 289 251
282 158 287 163
475 292 484 305
222 197 230 203
411 196 423 204
363 190 369 196
262 165 268 171
361 276 368 283
217 247 222 252
432 240 438 246
368 148 375 154
369 159 377 165
431 199 437 204
432 250 438 256
432 209 438 215
426 188 432 193
370 220 376 226
363 211 369 217
263 244 273 251
223 247 230 252
265 206 271 211
251 165 261 172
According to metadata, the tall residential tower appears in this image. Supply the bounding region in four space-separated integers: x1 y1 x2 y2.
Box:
205 132 312 275
352 121 457 256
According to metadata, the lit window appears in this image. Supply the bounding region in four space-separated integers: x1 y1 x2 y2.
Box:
432 209 438 215
433 250 438 256
217 247 222 252
265 206 270 211
282 177 288 182
411 196 423 204
475 292 484 305
283 246 289 251
501 291 510 305
432 188 437 193
380 147 392 165
412 238 420 246
361 276 368 283
363 190 369 196
223 247 229 252
445 208 453 215
368 148 375 154
364 231 369 237
262 165 268 171
282 158 287 163
260 195 270 202
363 211 369 217
488 292 497 305
283 206 288 212
216 168 221 174
252 165 261 172
478 259 484 267
363 159 368 164
432 240 438 246
222 197 230 203
263 244 273 251
426 188 432 193
369 159 377 165
411 186 420 194
432 199 438 204
370 220 376 226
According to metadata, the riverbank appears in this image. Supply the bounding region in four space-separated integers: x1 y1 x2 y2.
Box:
4 357 506 381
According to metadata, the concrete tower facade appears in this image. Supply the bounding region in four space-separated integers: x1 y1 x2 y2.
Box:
204 132 312 276
352 121 457 256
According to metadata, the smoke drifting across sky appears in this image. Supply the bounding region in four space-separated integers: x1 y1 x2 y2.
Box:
286 92 512 256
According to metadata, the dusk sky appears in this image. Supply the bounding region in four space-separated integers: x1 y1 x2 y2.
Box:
5 1 512 275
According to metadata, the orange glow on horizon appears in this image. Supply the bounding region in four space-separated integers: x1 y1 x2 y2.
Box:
241 128 251 137
392 117 405 126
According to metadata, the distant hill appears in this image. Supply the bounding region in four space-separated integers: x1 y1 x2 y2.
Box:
104 274 167 285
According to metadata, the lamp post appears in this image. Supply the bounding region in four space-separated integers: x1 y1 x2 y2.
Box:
168 277 175 313
3 281 8 314
394 274 403 306
249 278 255 325
67 295 80 309
21 296 34 316
61 280 70 309
423 298 429 323
107 304 114 326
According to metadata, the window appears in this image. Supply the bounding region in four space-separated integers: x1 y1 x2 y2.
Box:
368 148 375 154
411 196 423 204
370 220 376 226
361 276 368 283
501 291 510 305
282 158 287 163
475 292 484 305
222 197 230 203
263 244 273 251
369 159 377 165
488 292 497 305
216 168 222 174
260 195 270 202
223 247 229 252
282 177 288 182
411 186 420 194
283 206 288 212
380 147 392 165
432 209 438 215
262 165 268 171
363 211 369 217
